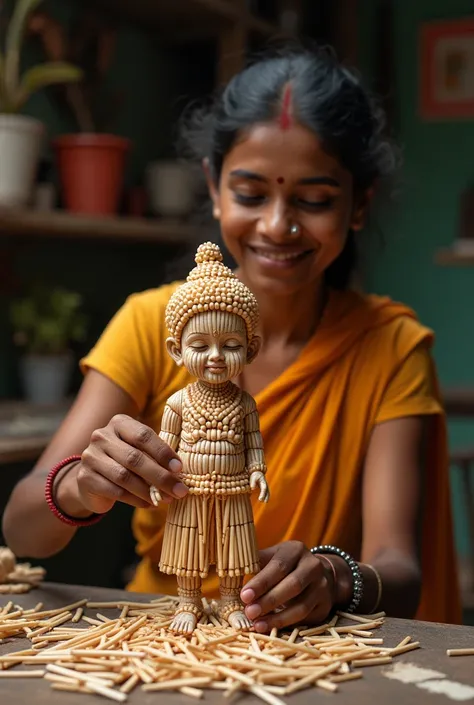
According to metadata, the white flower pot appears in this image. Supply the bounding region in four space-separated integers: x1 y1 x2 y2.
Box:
0 115 44 207
146 160 196 217
19 353 73 405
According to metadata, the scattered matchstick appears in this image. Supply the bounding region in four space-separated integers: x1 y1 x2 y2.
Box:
447 648 474 657
0 596 420 703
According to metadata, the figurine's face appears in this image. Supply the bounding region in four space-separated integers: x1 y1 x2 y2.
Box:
167 311 260 383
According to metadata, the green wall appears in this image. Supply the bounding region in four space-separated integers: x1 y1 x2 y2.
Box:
360 0 474 555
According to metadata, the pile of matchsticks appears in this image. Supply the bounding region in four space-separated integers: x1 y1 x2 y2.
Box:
0 595 421 704
0 546 46 594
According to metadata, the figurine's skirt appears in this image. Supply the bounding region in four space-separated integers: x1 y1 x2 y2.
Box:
159 492 260 578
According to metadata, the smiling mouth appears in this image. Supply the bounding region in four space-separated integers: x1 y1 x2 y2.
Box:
206 366 227 372
249 246 314 263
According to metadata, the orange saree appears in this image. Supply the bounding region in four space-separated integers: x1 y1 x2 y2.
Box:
82 284 461 624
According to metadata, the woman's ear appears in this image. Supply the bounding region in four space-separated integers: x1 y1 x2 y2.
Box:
351 187 374 232
247 335 261 364
166 337 183 366
202 157 221 220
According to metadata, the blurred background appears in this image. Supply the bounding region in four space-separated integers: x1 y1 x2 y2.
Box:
0 0 474 622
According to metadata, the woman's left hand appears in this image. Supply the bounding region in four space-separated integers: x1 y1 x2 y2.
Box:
240 541 336 632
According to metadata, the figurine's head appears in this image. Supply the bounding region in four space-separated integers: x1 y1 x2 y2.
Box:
165 242 261 383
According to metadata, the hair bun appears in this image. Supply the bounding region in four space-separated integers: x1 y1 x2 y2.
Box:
195 242 223 265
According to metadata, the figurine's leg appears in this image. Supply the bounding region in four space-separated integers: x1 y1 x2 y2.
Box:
170 576 203 635
218 575 252 631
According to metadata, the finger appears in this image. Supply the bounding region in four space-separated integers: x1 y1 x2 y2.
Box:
111 415 183 473
258 481 268 502
241 543 302 604
258 546 279 570
91 431 187 500
77 465 151 514
250 473 258 490
81 446 154 503
244 564 315 620
252 584 325 633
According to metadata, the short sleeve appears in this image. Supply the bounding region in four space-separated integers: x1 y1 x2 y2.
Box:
80 289 163 412
375 341 443 424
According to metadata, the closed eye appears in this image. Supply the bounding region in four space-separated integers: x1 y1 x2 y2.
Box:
295 197 334 210
234 193 265 206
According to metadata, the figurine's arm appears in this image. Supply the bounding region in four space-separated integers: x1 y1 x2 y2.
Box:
243 393 269 503
150 391 183 505
159 393 182 453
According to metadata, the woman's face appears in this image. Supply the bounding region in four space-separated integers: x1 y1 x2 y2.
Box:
207 121 369 296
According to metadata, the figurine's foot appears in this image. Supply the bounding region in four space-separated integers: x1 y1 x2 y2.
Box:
227 609 253 631
170 603 202 635
219 599 252 631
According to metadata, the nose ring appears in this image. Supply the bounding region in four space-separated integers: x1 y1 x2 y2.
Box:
289 223 300 236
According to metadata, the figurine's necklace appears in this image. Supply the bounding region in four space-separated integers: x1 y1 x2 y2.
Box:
186 382 241 424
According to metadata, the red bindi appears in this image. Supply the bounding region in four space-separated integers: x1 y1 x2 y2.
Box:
279 83 293 130
277 177 285 184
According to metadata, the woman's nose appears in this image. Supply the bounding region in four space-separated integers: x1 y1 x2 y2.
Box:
257 200 292 242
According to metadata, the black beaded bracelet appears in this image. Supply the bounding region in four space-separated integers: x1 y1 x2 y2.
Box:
310 544 364 614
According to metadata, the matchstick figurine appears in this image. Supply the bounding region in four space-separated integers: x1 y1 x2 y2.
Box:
152 242 269 634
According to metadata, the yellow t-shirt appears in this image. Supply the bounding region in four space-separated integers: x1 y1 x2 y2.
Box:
80 283 460 625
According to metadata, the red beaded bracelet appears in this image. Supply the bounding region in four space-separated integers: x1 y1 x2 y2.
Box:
45 455 105 527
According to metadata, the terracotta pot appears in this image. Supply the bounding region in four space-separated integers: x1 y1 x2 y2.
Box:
54 133 130 215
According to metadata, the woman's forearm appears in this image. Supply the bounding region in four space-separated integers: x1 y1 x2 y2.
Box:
330 548 421 618
2 467 81 558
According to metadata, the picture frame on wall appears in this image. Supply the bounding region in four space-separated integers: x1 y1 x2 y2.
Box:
419 17 474 119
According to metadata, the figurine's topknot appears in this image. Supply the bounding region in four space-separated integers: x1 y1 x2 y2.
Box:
165 242 259 344
194 241 223 265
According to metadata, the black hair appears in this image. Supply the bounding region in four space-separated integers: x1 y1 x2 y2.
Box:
179 45 398 290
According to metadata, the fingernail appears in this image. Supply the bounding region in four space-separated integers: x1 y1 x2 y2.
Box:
254 620 268 633
173 482 188 498
241 588 255 604
169 459 182 473
246 604 261 619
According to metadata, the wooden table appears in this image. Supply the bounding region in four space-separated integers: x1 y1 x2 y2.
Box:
1 582 474 704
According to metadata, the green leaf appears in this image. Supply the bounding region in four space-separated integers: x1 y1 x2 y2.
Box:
13 61 83 111
5 0 44 97
9 286 88 354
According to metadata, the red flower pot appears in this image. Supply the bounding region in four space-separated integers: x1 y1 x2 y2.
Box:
54 133 131 215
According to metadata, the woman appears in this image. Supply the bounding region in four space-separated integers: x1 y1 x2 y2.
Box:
3 46 461 630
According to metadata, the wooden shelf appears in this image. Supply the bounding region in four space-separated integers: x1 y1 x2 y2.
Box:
93 0 281 41
0 398 70 465
0 208 205 244
435 248 474 266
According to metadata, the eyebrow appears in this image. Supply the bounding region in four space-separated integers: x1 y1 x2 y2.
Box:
229 169 340 187
229 169 266 182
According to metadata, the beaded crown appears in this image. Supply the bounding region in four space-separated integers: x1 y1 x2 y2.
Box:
165 242 259 344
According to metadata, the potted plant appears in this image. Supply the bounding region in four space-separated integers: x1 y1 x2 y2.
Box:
0 0 82 207
9 285 88 405
29 7 130 215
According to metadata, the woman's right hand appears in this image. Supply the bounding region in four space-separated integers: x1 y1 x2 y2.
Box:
56 414 188 516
